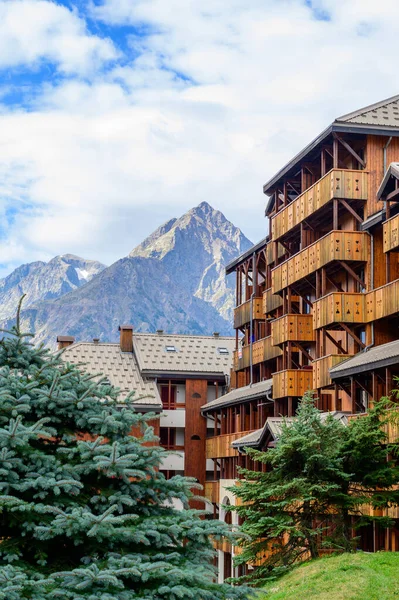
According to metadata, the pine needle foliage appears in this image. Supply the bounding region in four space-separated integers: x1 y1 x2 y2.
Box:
0 300 250 599
229 392 399 586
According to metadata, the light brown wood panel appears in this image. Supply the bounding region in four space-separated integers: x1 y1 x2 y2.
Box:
272 369 313 399
234 297 263 328
366 135 399 218
271 169 368 241
185 379 208 488
313 292 365 329
271 231 370 294
233 336 282 371
383 213 399 252
271 314 315 346
263 287 283 314
204 480 220 504
312 354 354 389
206 432 251 459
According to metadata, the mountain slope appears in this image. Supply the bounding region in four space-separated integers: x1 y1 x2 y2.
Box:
0 255 106 321
3 202 252 346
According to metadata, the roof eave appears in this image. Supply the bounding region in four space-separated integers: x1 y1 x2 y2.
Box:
225 238 268 274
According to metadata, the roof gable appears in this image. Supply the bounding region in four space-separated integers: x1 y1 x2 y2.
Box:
335 94 399 128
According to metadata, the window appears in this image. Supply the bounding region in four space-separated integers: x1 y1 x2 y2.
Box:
217 347 229 355
160 427 176 449
165 345 177 352
160 384 176 409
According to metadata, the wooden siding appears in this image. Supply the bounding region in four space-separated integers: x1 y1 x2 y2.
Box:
271 169 368 241
206 432 251 459
204 481 220 504
233 336 282 370
272 369 313 399
271 231 370 294
366 135 399 218
271 314 315 346
266 241 286 265
383 213 399 252
184 380 208 488
263 287 283 313
313 292 366 329
312 354 354 389
234 297 263 328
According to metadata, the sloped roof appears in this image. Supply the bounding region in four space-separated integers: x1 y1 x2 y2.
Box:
335 94 399 128
377 162 399 200
330 339 399 380
232 412 350 450
201 378 273 412
133 333 234 376
61 342 162 410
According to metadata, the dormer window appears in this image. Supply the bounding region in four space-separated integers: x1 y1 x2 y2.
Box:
165 345 177 353
217 347 229 355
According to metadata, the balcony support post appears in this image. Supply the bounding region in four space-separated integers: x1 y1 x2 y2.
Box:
333 199 339 230
338 261 366 291
350 377 356 413
340 323 366 350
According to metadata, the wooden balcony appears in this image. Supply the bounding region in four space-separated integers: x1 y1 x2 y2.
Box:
271 169 368 241
271 231 370 294
272 369 313 399
271 314 315 346
234 297 264 328
313 293 366 329
365 279 399 321
263 287 283 314
266 241 287 265
206 432 251 459
383 213 399 252
312 354 353 389
204 480 220 504
233 336 282 371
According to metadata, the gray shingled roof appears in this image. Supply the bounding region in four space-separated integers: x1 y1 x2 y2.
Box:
61 342 162 409
330 339 399 380
201 378 273 412
134 333 234 376
232 412 349 449
377 162 399 200
335 94 399 128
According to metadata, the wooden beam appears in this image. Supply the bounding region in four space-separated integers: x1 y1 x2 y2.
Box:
340 322 366 349
338 261 366 290
333 133 366 168
294 341 314 363
385 187 399 202
325 329 347 354
339 198 363 224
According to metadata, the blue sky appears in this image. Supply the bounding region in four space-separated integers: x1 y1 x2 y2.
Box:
0 0 398 277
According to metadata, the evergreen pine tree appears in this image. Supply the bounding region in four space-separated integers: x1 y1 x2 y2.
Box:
0 300 250 599
229 393 399 585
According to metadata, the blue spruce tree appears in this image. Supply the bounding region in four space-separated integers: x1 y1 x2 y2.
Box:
0 300 249 599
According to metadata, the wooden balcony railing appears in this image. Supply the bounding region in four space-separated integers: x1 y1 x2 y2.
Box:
263 287 283 314
266 241 287 265
234 297 264 328
233 336 282 371
272 369 313 399
271 231 370 294
313 292 366 329
271 314 315 346
204 480 220 504
206 432 252 459
383 213 399 253
365 279 399 321
312 354 353 389
271 169 368 241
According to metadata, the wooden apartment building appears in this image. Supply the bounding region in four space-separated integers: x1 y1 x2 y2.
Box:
201 94 399 580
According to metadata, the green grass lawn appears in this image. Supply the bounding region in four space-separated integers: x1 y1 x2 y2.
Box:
259 552 399 600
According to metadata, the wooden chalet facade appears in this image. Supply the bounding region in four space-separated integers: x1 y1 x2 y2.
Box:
202 94 399 580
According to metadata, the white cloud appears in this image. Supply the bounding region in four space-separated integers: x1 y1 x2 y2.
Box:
1 0 399 275
0 0 117 74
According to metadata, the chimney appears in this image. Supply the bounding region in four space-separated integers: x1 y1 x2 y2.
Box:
57 335 75 350
213 332 220 338
119 324 133 353
93 338 100 344
156 329 164 335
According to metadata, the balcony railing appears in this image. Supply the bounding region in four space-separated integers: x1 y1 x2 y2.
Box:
233 336 282 371
206 432 251 459
312 354 353 389
271 231 370 294
272 369 313 399
383 213 399 252
271 169 368 241
271 314 315 346
266 241 287 265
365 279 399 321
313 292 366 329
204 480 220 504
234 297 264 328
263 287 283 314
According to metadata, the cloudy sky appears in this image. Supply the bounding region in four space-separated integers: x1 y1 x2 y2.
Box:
0 0 398 276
